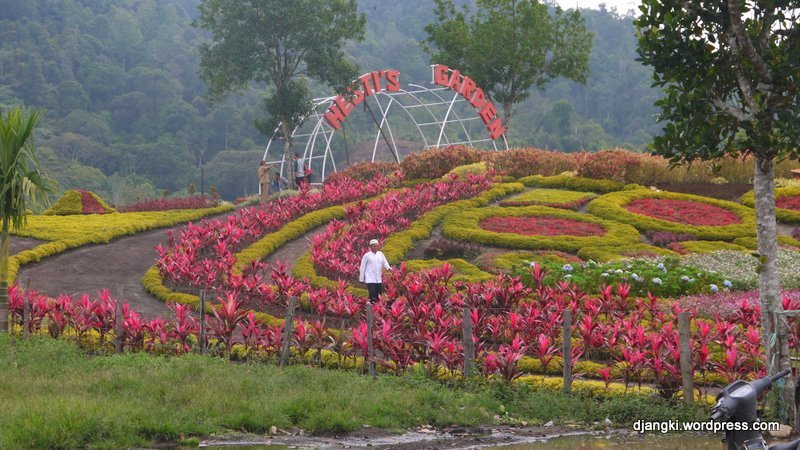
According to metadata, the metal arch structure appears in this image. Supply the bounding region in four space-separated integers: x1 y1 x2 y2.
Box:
262 68 509 185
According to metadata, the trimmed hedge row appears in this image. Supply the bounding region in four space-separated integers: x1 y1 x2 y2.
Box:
733 235 800 250
587 189 757 240
741 186 800 223
576 244 678 263
10 205 234 283
517 174 625 193
402 258 495 282
442 205 641 252
499 188 597 209
291 252 369 298
677 240 750 254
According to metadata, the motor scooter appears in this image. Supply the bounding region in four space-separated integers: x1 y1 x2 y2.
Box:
711 368 800 450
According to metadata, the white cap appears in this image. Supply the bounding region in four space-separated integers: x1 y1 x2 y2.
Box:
369 239 379 246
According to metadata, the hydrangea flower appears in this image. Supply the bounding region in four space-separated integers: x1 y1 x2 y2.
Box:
681 275 691 282
723 280 733 288
656 262 667 273
710 284 719 293
632 273 643 282
615 269 624 274
652 277 663 285
562 264 574 272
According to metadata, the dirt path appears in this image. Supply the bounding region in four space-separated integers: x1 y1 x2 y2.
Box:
17 227 176 319
13 212 328 320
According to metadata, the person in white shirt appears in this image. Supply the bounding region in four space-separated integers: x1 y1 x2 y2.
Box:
359 238 392 303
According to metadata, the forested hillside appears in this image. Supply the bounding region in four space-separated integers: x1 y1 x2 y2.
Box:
0 0 659 201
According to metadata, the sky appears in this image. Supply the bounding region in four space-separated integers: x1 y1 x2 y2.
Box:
555 0 640 15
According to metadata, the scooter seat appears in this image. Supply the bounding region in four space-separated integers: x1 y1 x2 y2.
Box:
771 439 800 450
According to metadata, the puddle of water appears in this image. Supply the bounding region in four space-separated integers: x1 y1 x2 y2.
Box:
486 432 721 449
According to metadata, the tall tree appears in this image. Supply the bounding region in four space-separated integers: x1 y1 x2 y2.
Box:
423 0 592 125
197 0 366 182
0 106 53 332
635 1 800 421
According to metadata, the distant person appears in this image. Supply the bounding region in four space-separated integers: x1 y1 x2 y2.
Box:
358 238 392 303
270 172 288 193
293 153 307 189
258 160 276 202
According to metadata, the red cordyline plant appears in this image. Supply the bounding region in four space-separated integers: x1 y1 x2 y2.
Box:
207 292 249 359
483 336 527 382
311 173 493 282
156 173 399 292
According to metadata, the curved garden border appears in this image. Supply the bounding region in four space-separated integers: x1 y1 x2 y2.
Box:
741 186 800 223
442 205 641 252
588 188 756 240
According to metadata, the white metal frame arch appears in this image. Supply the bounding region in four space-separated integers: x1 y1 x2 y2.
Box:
261 80 509 185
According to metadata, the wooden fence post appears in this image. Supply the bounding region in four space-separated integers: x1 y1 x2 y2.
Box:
463 307 475 377
678 311 694 405
22 293 30 339
562 309 572 394
366 304 376 377
115 299 124 354
199 290 207 354
280 296 297 367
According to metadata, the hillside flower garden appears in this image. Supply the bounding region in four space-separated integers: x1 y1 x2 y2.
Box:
10 147 800 408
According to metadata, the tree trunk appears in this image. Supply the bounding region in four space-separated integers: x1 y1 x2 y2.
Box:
0 221 9 332
280 120 295 184
753 154 795 424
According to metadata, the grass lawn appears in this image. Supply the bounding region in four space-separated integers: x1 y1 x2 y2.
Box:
0 334 704 449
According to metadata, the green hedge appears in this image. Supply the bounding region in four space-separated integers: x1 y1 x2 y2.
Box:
733 235 800 249
576 244 678 263
291 252 369 298
741 186 800 223
499 188 596 209
587 189 756 240
677 240 750 254
401 258 495 282
517 174 625 193
442 205 641 252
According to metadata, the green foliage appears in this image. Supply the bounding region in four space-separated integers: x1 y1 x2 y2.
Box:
0 335 704 448
479 250 581 274
423 0 592 122
518 173 624 193
442 205 640 252
499 188 596 209
676 241 750 254
517 256 726 298
587 189 757 240
576 244 678 263
635 3 800 164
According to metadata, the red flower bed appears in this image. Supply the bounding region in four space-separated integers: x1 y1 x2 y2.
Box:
479 216 606 237
626 198 741 226
776 195 800 211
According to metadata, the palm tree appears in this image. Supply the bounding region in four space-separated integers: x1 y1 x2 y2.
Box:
0 106 53 332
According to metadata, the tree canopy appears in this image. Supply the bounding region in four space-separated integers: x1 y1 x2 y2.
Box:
635 0 800 421
197 0 366 180
423 0 593 123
